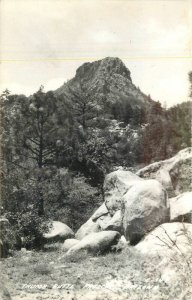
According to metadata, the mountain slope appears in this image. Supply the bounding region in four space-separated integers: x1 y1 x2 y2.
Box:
55 57 152 119
54 57 191 169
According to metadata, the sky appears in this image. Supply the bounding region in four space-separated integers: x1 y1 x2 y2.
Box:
0 0 191 107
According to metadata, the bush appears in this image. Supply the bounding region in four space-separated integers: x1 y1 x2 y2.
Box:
45 175 103 231
5 210 50 250
0 217 21 257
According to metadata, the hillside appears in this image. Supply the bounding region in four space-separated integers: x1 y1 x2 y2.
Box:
0 58 192 300
53 57 191 171
55 57 151 124
0 57 191 241
56 57 148 105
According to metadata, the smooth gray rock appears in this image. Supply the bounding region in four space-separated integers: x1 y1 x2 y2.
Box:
136 222 192 257
62 238 79 251
44 221 74 243
122 179 169 244
169 192 192 222
104 170 143 215
68 231 121 255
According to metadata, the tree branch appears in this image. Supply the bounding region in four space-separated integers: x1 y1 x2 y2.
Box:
43 149 56 157
24 143 39 156
27 137 40 146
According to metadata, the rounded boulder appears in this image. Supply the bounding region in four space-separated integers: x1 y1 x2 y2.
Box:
122 179 169 244
43 221 74 243
67 230 121 256
104 170 143 215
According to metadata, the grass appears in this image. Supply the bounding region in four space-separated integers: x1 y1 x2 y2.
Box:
33 264 52 275
1 245 192 300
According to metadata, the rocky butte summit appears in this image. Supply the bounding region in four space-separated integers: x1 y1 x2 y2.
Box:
55 57 152 111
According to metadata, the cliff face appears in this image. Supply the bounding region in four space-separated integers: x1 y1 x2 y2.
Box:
55 57 150 110
54 57 191 167
74 57 132 83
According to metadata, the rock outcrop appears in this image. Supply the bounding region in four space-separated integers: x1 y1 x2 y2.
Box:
43 221 74 243
169 192 192 222
101 210 122 232
122 180 169 244
75 203 109 239
104 170 143 215
75 149 191 247
91 203 109 221
155 168 174 197
75 218 101 240
137 148 192 197
67 231 121 256
136 222 192 256
170 155 192 195
75 200 124 239
55 57 148 110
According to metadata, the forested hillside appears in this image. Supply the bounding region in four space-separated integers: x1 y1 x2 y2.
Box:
0 57 191 248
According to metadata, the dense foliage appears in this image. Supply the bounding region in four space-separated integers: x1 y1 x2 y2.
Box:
0 63 191 248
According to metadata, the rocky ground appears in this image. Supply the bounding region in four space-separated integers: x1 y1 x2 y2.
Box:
1 243 192 300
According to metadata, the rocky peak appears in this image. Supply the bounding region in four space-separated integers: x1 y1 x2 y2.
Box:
55 56 146 109
75 57 132 82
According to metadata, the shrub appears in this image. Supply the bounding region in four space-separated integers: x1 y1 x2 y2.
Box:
0 217 21 257
45 176 103 231
5 210 50 250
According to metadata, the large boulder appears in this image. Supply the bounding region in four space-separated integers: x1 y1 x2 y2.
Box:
155 168 175 198
62 238 79 251
169 192 192 222
111 235 128 252
104 170 143 215
96 214 112 230
43 221 74 243
75 218 101 240
136 222 192 257
91 203 109 221
75 203 123 240
137 148 192 197
67 231 121 255
169 156 192 195
75 203 112 240
122 179 169 244
101 210 122 232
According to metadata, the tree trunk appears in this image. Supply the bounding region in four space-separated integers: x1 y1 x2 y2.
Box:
38 185 44 216
37 127 44 216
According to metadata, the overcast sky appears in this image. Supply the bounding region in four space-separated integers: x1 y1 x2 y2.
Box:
0 0 191 107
